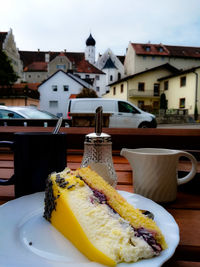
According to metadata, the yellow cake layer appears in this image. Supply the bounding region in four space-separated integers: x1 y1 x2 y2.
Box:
49 170 116 266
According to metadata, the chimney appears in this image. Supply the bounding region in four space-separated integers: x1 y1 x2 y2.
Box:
45 53 50 63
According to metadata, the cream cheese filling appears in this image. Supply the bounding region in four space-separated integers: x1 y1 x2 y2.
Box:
67 184 155 263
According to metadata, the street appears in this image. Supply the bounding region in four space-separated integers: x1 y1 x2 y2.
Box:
157 123 200 129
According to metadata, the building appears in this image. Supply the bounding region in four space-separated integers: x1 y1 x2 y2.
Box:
38 70 94 117
95 48 125 94
0 83 39 107
158 66 200 117
104 63 179 112
19 49 105 95
0 29 23 82
124 42 200 76
85 33 96 64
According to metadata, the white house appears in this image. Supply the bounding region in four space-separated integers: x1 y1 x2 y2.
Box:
38 70 93 118
95 48 125 94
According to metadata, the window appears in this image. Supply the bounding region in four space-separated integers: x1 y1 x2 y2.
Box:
56 64 66 70
118 101 139 114
144 46 151 52
85 74 90 79
63 85 69 91
120 84 124 93
113 87 116 95
180 76 186 87
96 87 100 92
179 98 185 108
110 75 113 81
49 101 58 108
52 85 57 92
164 81 168 90
118 73 121 80
28 75 31 78
152 56 155 60
154 83 160 96
0 109 23 119
138 82 145 91
95 75 99 80
157 46 164 52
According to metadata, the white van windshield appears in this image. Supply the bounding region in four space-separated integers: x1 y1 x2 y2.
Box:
118 101 140 114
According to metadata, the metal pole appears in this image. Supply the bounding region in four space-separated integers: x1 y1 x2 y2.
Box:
193 71 199 121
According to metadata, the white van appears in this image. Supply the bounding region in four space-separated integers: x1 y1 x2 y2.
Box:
67 98 157 128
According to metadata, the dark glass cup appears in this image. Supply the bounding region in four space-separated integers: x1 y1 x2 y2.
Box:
0 132 67 198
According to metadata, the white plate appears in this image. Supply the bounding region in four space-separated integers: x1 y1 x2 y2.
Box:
0 191 179 267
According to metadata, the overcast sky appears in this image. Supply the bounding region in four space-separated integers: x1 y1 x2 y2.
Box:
1 0 200 57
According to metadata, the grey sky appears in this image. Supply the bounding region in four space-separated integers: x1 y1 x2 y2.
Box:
1 0 200 56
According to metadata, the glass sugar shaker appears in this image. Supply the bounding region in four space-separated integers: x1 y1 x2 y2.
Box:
81 106 117 187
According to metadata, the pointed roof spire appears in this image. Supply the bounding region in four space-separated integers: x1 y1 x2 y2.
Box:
86 33 96 46
102 57 117 69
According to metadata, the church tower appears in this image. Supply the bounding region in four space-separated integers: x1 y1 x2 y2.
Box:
85 33 96 64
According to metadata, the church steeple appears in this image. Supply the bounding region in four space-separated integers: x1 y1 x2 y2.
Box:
85 33 96 64
86 33 96 46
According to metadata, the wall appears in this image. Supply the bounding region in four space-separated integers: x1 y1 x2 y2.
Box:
103 81 128 100
0 98 39 107
48 55 71 76
3 30 23 82
77 72 106 97
135 55 200 74
124 43 136 75
160 69 200 115
38 71 85 117
23 71 47 83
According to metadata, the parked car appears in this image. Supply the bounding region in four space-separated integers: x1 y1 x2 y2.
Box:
0 106 59 119
67 98 157 128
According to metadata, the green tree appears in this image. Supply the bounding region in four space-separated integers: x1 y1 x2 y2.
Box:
0 50 18 87
76 87 98 98
160 93 167 110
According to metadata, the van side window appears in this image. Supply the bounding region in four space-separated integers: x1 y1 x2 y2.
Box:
118 101 139 114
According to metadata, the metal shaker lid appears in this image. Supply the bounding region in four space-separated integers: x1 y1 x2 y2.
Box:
85 106 111 144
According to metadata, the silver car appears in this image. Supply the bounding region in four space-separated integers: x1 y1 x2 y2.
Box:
0 106 58 119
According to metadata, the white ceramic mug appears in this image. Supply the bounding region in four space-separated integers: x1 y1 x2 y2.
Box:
120 148 197 202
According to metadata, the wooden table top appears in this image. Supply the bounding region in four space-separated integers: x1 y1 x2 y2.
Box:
0 148 200 267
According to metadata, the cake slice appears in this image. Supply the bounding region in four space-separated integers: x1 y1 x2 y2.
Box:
44 167 167 266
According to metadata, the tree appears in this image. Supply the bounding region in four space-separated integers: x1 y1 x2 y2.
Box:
0 50 18 87
160 93 167 110
76 87 98 98
194 104 198 121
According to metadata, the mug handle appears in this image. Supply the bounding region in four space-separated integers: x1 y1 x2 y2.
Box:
0 141 15 185
177 151 197 185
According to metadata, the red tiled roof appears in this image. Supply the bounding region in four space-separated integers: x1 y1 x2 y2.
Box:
76 58 104 74
24 61 47 72
131 43 200 58
131 43 169 56
11 83 40 90
165 45 200 58
0 32 8 49
0 83 40 99
19 50 104 75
